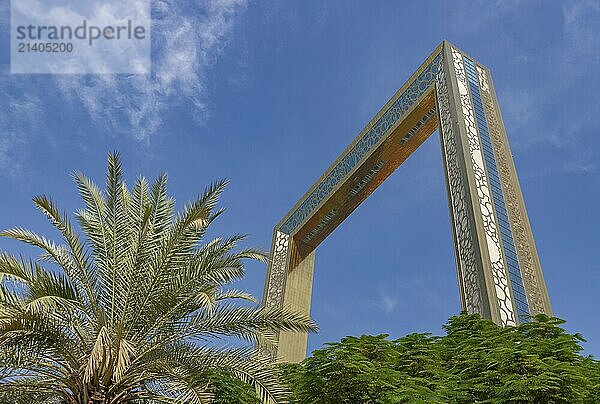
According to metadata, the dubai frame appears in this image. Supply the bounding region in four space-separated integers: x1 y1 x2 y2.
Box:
262 41 552 362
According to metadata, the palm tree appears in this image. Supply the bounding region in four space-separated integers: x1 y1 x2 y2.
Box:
0 153 316 403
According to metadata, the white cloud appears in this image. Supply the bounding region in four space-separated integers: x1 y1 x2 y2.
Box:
377 291 399 314
0 0 248 169
0 91 44 175
562 0 600 61
454 0 600 178
54 0 247 140
561 160 597 175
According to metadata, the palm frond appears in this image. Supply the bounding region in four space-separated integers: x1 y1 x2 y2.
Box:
32 195 95 306
0 153 318 402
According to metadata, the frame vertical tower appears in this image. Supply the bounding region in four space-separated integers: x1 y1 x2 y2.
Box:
263 41 552 362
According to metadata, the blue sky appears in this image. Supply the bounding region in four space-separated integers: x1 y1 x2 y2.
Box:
1 0 599 356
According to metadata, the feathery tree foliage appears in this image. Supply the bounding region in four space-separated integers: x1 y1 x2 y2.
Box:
281 314 600 403
0 152 316 403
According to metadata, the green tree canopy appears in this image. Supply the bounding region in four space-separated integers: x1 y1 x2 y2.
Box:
0 153 317 403
281 314 599 403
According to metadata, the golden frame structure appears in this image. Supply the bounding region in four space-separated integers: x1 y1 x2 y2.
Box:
263 41 552 362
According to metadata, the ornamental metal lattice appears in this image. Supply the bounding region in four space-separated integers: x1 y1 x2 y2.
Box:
263 41 553 363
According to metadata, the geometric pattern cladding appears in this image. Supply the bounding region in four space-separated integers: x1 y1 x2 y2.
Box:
263 41 553 362
279 53 443 234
